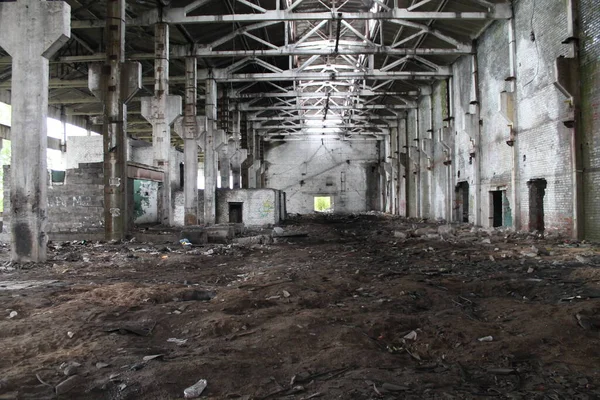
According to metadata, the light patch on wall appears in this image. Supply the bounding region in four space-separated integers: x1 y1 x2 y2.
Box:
0 102 10 126
314 196 333 213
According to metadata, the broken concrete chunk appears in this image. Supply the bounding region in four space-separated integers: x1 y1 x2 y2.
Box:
184 379 208 398
381 383 409 392
413 227 437 237
393 231 408 239
437 225 455 236
55 375 81 395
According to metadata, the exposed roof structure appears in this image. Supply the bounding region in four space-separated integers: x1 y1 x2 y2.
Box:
0 0 511 143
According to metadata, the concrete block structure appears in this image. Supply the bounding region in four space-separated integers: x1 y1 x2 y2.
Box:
0 0 598 259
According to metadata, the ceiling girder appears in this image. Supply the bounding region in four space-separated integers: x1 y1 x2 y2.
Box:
71 4 512 29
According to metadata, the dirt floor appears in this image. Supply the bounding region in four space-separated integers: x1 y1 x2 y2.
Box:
1 214 600 400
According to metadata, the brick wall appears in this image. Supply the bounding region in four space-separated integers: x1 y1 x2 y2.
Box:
580 0 600 240
444 0 576 234
3 163 104 235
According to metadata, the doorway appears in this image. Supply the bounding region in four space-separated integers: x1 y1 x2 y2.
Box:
455 182 469 223
528 179 547 232
229 202 243 223
491 190 503 227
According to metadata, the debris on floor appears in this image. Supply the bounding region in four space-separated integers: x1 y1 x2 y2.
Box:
0 214 599 399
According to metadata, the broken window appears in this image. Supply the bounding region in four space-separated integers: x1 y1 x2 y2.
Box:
314 196 333 213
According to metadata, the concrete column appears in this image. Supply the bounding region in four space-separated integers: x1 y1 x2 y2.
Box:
174 57 204 226
230 110 247 189
204 78 218 225
219 145 231 189
0 0 70 262
88 0 141 242
141 23 182 226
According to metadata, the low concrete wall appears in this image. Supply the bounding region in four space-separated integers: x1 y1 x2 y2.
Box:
172 188 284 227
3 163 104 237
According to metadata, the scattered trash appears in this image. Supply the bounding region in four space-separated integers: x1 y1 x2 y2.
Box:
167 338 188 346
273 227 284 236
60 361 81 376
96 362 110 369
67 331 75 338
576 313 599 331
283 290 291 298
184 379 208 398
103 321 156 337
8 311 17 319
143 354 164 361
478 336 494 342
403 330 418 341
180 238 192 249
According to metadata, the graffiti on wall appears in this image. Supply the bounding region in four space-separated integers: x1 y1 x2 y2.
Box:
258 200 275 218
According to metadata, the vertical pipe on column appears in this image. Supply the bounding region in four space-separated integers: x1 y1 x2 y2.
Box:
508 10 520 231
471 53 482 227
204 77 218 225
183 57 199 226
415 107 421 217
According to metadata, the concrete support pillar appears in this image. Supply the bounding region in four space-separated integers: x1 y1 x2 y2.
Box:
88 0 141 242
174 57 204 226
0 0 70 262
219 145 231 189
204 78 218 225
141 23 182 226
231 111 243 188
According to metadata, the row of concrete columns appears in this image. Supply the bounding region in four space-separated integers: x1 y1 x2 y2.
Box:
0 0 254 262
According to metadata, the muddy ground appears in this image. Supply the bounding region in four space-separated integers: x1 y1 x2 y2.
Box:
1 214 600 400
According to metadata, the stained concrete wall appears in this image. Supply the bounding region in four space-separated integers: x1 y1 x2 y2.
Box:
263 139 379 214
67 136 184 190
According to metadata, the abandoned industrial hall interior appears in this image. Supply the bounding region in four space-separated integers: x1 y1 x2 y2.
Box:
1 0 600 398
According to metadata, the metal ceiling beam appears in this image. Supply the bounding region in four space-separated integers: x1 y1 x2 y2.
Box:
0 44 470 66
172 43 472 57
256 124 390 130
230 90 420 98
0 70 444 90
70 3 511 29
248 115 401 121
240 104 413 111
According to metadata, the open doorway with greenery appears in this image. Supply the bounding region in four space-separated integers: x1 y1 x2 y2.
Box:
314 196 333 213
